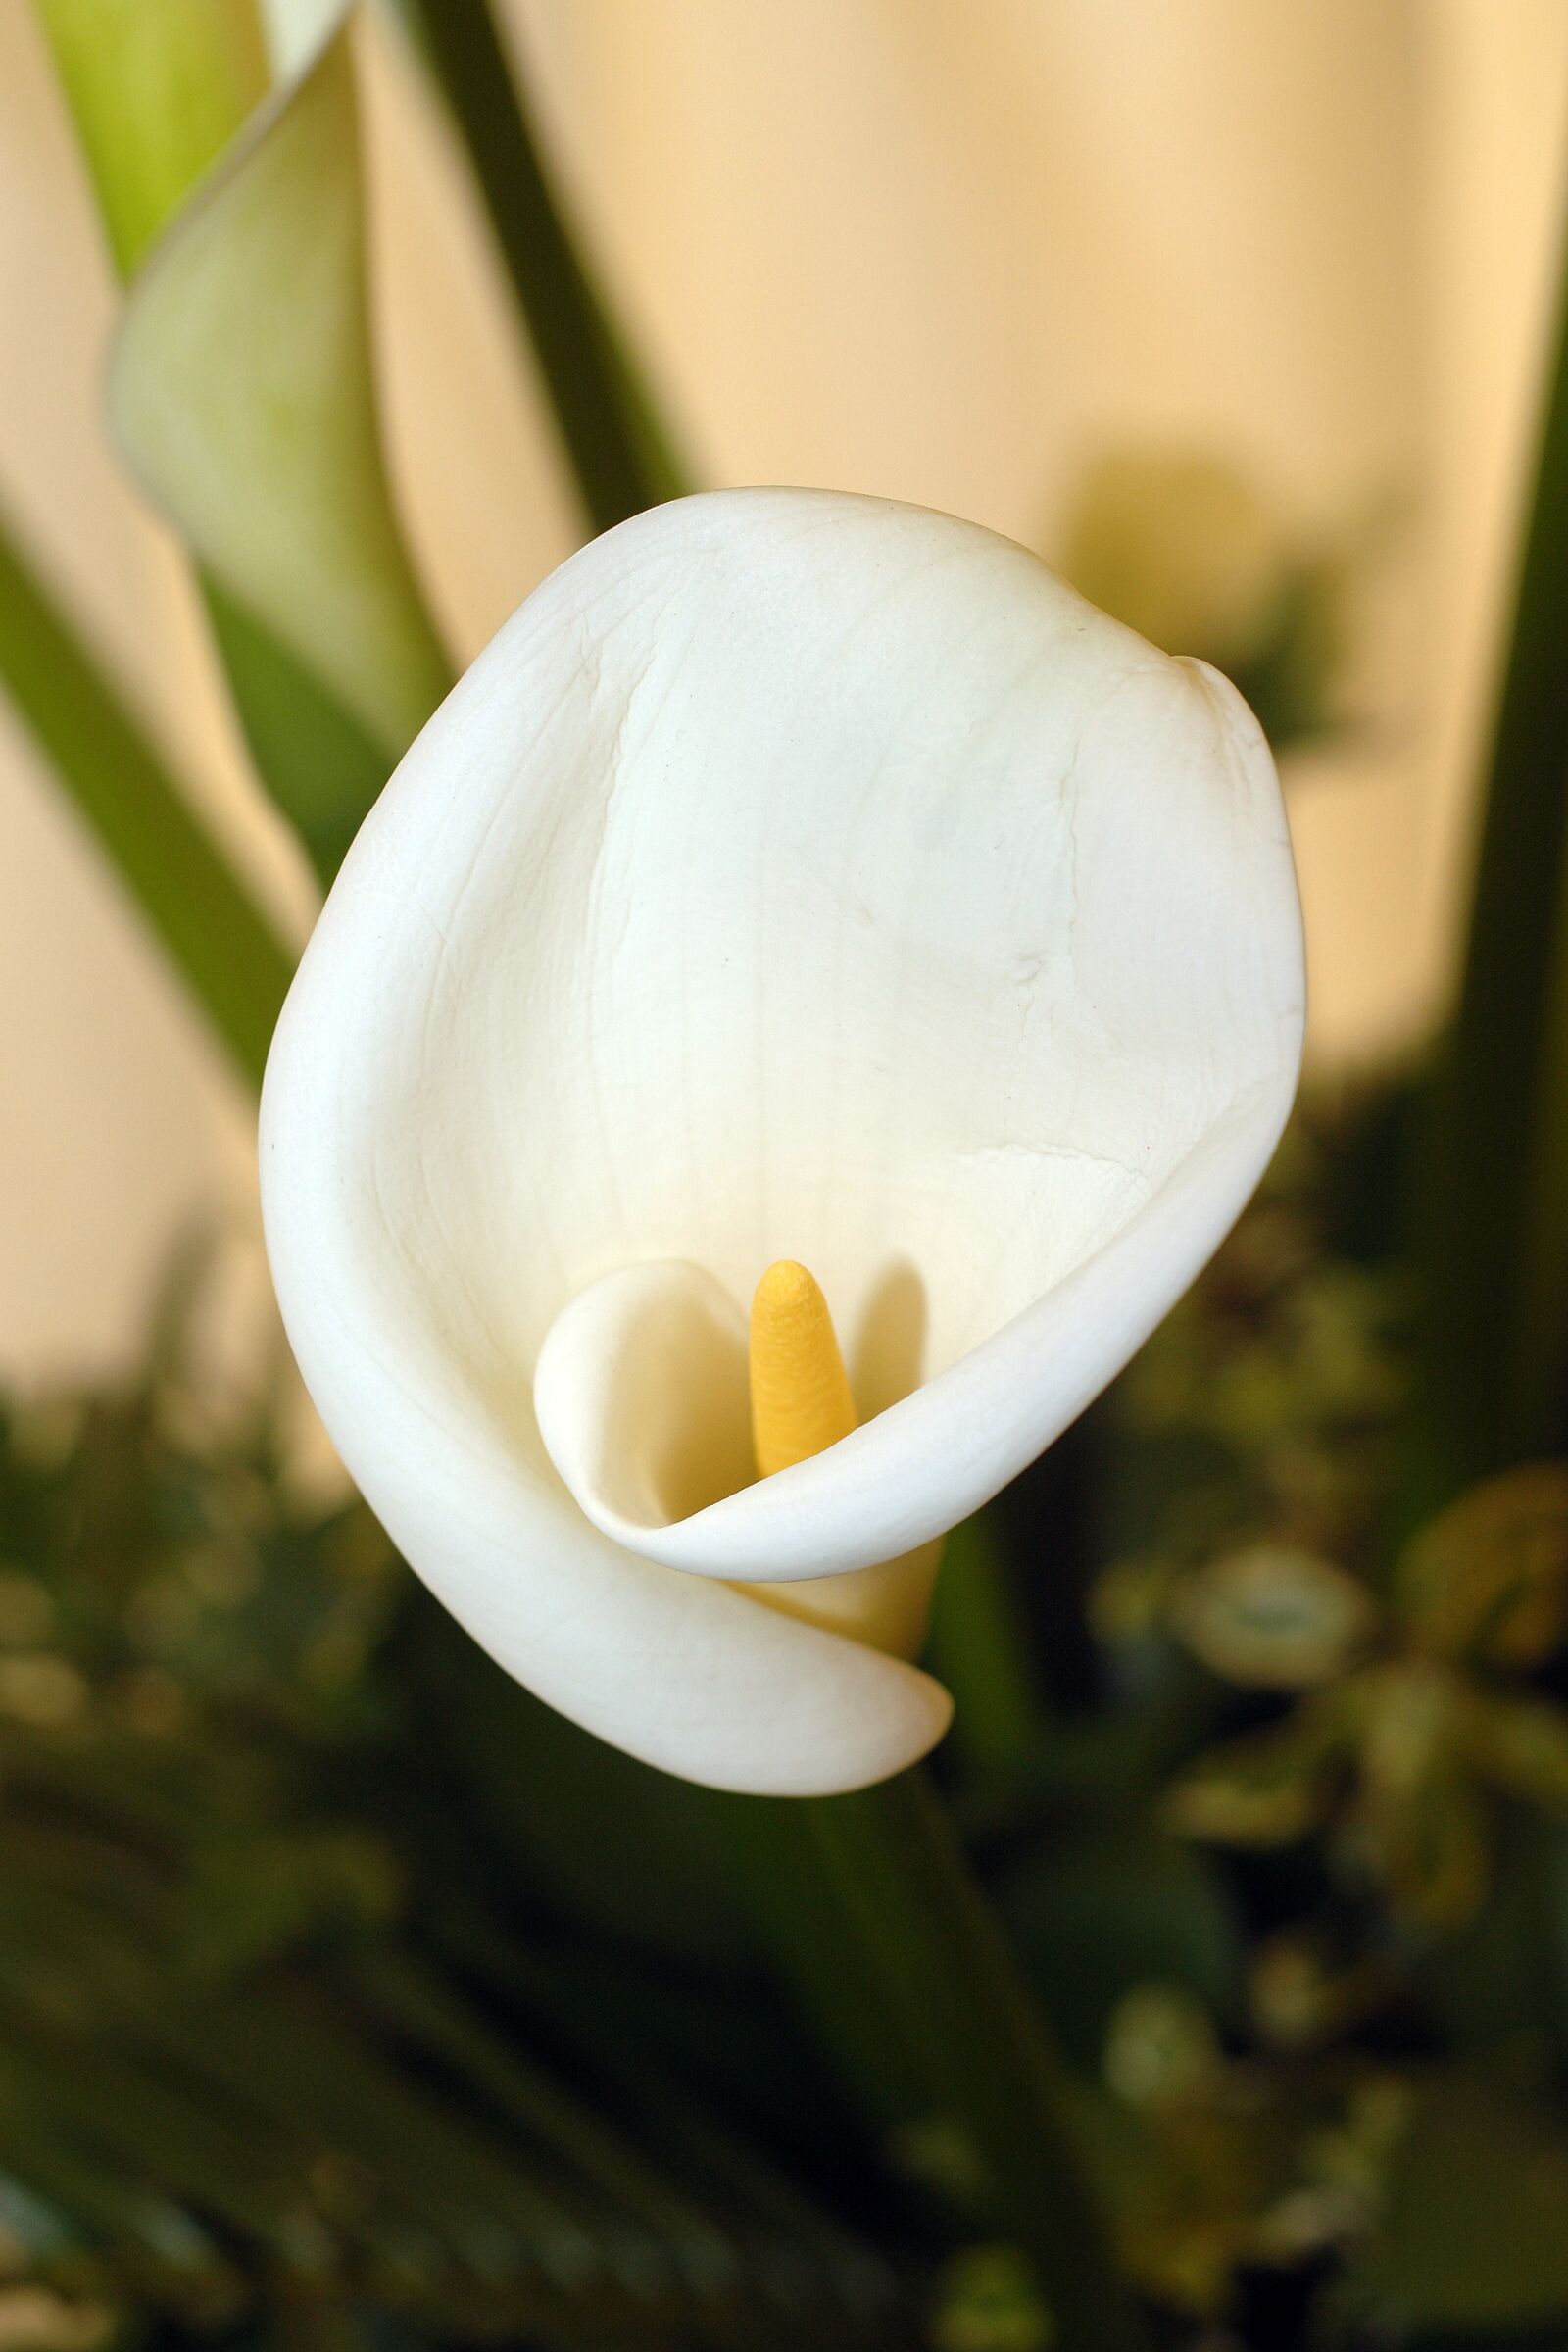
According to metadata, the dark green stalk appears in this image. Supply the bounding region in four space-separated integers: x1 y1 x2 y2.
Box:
743 1770 1149 2352
924 1511 1040 1779
0 505 293 1088
399 0 689 532
1408 225 1568 1507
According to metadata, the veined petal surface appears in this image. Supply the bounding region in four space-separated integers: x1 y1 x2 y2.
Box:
261 489 1303 1792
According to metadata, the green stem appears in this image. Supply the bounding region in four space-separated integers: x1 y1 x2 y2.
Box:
924 1511 1040 1780
400 0 689 533
740 1770 1148 2351
1409 231 1568 1506
0 504 293 1089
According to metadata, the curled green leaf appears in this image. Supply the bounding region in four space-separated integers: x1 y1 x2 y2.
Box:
107 19 451 761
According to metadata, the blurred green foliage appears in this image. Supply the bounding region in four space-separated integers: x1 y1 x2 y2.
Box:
0 1277 927 2350
1056 449 1367 754
3 1086 1568 2351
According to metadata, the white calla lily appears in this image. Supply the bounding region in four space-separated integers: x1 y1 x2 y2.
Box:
260 488 1304 1797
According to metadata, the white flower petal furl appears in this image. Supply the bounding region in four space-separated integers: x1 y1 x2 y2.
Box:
260 488 1305 1796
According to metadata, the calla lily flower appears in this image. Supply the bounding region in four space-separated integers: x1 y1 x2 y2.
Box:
260 489 1304 1796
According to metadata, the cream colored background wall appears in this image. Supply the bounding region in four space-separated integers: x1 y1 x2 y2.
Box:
1 0 1566 1379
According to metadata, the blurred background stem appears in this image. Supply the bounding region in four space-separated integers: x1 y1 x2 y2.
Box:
0 503 292 1085
401 0 689 531
1409 215 1568 1509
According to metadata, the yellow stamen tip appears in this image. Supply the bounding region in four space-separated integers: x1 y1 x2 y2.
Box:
750 1259 858 1478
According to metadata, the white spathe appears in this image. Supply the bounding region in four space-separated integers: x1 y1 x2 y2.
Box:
260 488 1305 1796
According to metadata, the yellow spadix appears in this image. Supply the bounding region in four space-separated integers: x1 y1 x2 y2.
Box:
746 1260 938 1659
750 1260 857 1478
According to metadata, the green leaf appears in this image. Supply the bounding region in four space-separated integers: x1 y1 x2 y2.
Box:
399 0 689 534
1361 2073 1568 2329
36 1 428 880
1460 1689 1568 1812
30 0 270 277
202 580 391 881
1398 1463 1568 1667
1057 446 1355 754
1165 1696 1354 1847
1424 1815 1568 2047
1356 1751 1491 1931
396 1591 753 1971
1002 1832 1243 2070
1101 1984 1220 2114
108 24 452 762
1351 1662 1495 1926
1409 239 1568 1499
178 1827 402 1984
0 500 293 1089
932 2245 1054 2352
924 1512 1040 1778
1171 1544 1376 1690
